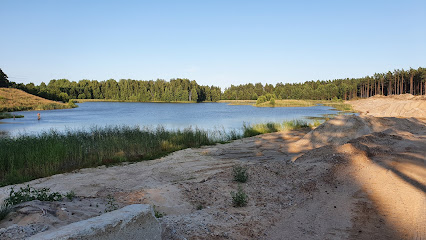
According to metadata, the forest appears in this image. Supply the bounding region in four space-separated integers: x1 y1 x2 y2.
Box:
222 67 426 100
1 67 425 103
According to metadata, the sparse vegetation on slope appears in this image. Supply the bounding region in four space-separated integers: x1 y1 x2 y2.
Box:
0 88 75 112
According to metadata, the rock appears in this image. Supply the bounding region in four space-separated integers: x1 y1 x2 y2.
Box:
29 204 161 240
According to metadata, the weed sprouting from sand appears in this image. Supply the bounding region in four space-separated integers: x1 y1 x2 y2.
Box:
104 195 119 213
65 191 76 200
153 205 165 218
4 185 63 206
0 185 64 221
0 202 11 221
231 184 248 207
233 165 248 183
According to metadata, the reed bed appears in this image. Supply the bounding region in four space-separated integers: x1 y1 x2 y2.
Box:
0 126 239 187
0 120 316 187
242 119 311 137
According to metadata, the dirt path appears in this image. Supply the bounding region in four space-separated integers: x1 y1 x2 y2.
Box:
1 96 425 239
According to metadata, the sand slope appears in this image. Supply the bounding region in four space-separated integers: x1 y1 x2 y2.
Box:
348 94 426 118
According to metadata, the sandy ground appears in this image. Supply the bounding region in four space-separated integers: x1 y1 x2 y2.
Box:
348 94 426 118
0 95 425 239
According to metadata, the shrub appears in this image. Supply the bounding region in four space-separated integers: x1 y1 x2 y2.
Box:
233 165 248 183
256 95 267 105
231 184 248 207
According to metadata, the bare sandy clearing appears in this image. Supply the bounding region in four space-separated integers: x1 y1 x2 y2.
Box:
348 94 426 118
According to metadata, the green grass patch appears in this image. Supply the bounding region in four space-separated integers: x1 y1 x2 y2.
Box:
0 126 239 187
0 112 24 119
243 120 311 137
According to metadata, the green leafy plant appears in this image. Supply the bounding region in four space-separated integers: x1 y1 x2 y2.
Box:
153 205 165 218
0 202 11 221
4 185 63 207
104 195 119 213
0 185 65 221
233 165 248 183
65 190 76 200
231 184 248 207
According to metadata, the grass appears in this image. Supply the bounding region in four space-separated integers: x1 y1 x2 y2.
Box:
72 99 196 103
218 100 257 105
0 112 24 119
223 99 355 112
0 126 239 187
243 120 311 137
0 119 317 187
0 88 76 112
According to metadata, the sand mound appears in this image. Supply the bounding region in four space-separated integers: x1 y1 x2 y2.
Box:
291 115 390 150
348 94 426 118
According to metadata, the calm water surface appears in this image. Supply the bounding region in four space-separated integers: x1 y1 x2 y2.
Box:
0 102 338 136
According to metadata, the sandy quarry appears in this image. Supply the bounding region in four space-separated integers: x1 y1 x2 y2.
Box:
0 95 425 239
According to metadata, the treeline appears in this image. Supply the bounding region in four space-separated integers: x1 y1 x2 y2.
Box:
2 67 425 103
11 78 221 103
223 67 426 100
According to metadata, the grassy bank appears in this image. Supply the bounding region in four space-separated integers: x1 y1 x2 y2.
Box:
0 112 24 120
0 88 76 112
242 119 314 137
222 99 355 112
0 120 314 187
72 99 197 103
0 126 240 186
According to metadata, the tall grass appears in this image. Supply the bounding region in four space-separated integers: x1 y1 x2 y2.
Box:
0 112 24 119
0 126 238 187
243 120 311 137
0 120 314 187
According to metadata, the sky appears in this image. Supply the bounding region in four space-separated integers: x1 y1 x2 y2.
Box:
1 0 425 89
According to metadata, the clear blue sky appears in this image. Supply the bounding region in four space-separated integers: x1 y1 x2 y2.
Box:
1 0 425 89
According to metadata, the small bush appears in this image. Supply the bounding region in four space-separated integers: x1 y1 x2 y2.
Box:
256 95 267 105
233 165 248 183
231 184 248 207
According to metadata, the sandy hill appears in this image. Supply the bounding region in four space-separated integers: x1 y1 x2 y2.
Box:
348 94 426 118
0 88 70 112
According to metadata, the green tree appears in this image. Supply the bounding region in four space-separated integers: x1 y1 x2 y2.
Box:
0 68 9 87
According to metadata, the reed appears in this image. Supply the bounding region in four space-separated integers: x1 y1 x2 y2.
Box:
243 120 311 137
0 120 314 187
0 126 238 187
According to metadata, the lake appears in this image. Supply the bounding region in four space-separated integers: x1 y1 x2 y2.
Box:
0 102 339 137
